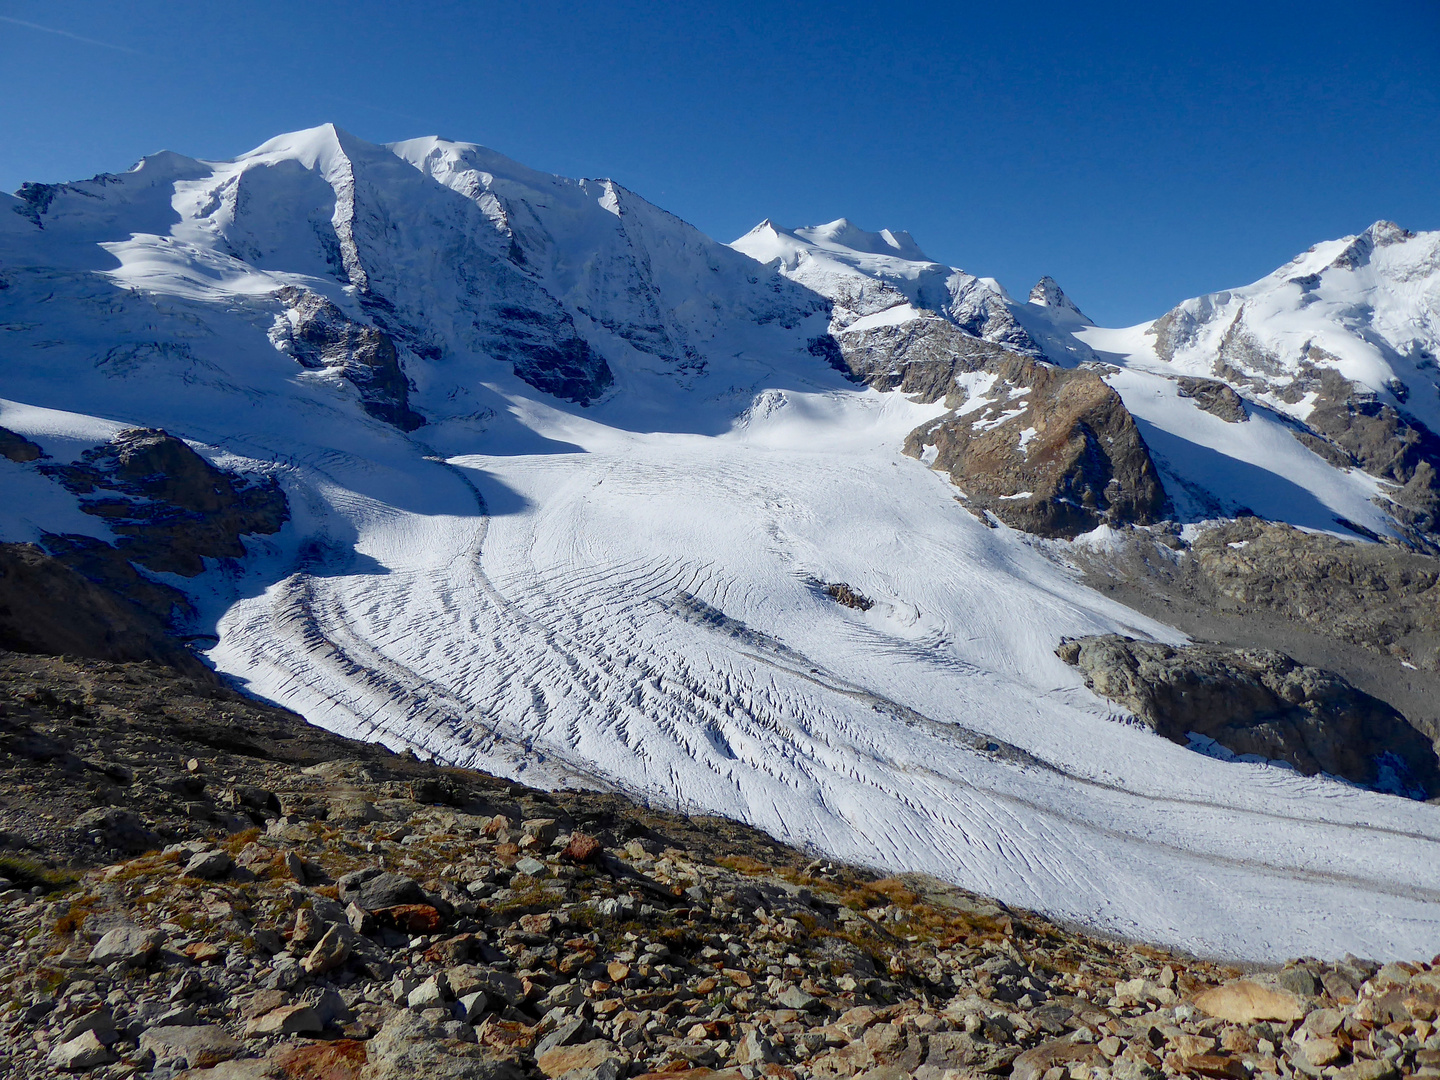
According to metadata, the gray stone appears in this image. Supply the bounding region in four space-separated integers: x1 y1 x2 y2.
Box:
139 1024 240 1069
409 973 452 1009
1279 967 1322 997
542 982 585 1010
301 924 350 975
356 872 426 910
534 1016 588 1057
48 1029 116 1071
776 985 820 1011
448 965 526 1006
244 1003 323 1037
301 987 354 1027
59 1006 118 1045
735 1029 775 1065
183 850 232 879
456 991 489 1022
357 1010 523 1079
88 925 164 966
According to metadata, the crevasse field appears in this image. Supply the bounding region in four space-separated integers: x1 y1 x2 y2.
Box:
3 126 1439 962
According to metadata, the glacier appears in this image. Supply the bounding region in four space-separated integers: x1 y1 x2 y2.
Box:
2 124 1440 961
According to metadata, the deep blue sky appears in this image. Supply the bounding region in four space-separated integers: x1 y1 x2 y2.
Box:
2 0 1436 325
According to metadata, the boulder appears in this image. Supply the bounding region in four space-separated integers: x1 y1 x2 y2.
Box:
1009 1039 1103 1080
243 1003 323 1037
1177 376 1248 422
302 925 351 975
355 872 426 910
47 1029 116 1071
1192 981 1307 1023
139 1024 240 1070
184 850 232 879
88 925 164 966
560 833 603 864
357 1010 522 1080
536 1039 629 1079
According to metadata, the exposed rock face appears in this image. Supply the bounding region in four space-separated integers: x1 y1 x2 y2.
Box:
904 357 1167 537
271 287 426 430
476 300 614 406
1176 376 1247 422
0 543 203 672
1027 276 1090 324
1085 519 1440 673
1057 634 1440 797
830 316 1020 403
0 426 43 463
40 428 288 578
1297 364 1440 543
822 294 1168 538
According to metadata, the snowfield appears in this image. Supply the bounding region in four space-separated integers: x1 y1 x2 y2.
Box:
3 126 1440 961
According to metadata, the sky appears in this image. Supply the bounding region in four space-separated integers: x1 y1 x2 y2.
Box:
1 0 1437 325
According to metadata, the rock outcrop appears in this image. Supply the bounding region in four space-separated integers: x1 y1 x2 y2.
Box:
40 427 289 578
1296 364 1440 545
271 288 426 430
830 315 1021 403
1057 633 1440 797
1080 518 1440 673
1175 376 1247 422
0 543 205 673
904 357 1168 537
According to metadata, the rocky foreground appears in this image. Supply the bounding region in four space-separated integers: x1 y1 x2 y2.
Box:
1 652 1437 1080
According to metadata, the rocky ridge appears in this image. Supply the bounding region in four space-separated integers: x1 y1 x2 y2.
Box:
903 357 1167 538
270 288 425 431
0 427 286 629
3 650 1439 1080
1055 634 1440 798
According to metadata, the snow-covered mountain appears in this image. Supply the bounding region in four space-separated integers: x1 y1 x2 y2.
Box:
736 215 1440 547
3 126 1440 961
1076 221 1440 544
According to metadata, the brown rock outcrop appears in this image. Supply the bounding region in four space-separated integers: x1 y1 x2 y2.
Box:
905 357 1167 537
41 428 288 577
0 543 204 672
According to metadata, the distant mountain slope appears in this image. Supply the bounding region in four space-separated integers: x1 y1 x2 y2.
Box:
732 217 1440 548
1077 221 1440 546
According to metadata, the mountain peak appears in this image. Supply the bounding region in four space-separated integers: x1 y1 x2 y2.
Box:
1327 219 1418 271
793 218 932 262
1027 275 1090 324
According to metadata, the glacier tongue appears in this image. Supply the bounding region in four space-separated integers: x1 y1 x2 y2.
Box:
2 129 1440 960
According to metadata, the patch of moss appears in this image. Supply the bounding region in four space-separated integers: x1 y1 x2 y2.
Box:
716 854 770 876
0 854 78 894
